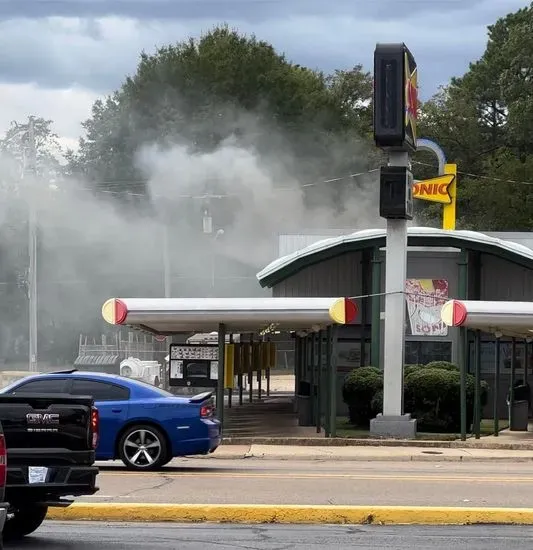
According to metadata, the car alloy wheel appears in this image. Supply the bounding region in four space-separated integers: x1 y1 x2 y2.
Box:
123 428 162 468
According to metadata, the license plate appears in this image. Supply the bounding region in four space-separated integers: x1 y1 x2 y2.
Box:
28 466 48 484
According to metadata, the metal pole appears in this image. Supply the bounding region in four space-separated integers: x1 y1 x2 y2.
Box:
457 249 468 441
228 333 233 409
474 330 481 439
248 333 254 403
370 248 382 368
309 332 315 422
381 151 409 417
493 337 501 436
316 330 323 433
329 325 338 438
459 327 468 440
238 335 244 406
27 116 38 373
524 339 529 386
162 221 171 298
217 323 226 430
325 326 332 437
510 337 516 429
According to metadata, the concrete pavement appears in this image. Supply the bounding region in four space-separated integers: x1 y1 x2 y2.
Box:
205 443 533 461
10 523 533 550
69 458 533 507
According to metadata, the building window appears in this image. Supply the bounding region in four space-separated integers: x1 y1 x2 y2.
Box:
468 341 532 375
405 341 452 365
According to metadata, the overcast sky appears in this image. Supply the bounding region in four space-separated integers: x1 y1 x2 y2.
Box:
0 0 527 150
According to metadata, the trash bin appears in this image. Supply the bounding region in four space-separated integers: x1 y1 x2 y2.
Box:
509 400 529 431
297 381 313 426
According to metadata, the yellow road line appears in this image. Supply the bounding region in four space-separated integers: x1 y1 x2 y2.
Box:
98 471 533 483
47 503 533 525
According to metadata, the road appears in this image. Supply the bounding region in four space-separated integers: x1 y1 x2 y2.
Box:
6 522 533 549
84 458 533 507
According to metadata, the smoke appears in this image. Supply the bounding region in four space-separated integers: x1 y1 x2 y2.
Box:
0 101 384 366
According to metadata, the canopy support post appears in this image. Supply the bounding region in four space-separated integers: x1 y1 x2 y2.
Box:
493 336 501 436
217 323 226 430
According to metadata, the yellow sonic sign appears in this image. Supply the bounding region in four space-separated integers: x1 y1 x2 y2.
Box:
412 164 457 230
412 174 454 204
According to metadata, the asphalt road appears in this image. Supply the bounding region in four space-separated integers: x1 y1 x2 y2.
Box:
6 522 533 549
85 458 533 507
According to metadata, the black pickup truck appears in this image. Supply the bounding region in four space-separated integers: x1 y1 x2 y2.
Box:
0 393 99 540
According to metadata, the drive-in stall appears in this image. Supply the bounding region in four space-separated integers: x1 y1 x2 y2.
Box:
441 299 533 438
102 296 358 432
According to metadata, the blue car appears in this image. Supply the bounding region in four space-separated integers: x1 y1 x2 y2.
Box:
0 371 221 471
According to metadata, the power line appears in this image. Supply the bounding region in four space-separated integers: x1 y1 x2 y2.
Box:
412 160 533 187
65 168 380 199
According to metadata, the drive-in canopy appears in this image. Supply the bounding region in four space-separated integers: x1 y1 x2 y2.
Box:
101 297 358 335
441 299 533 338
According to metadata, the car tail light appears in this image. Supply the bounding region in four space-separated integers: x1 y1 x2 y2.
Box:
200 405 214 418
0 434 7 487
91 407 99 449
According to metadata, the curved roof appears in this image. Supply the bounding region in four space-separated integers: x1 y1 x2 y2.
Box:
257 227 533 288
441 299 533 338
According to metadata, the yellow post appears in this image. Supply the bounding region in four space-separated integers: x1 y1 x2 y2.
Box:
442 163 457 230
224 344 235 389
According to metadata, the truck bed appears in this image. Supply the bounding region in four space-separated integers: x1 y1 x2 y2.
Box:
0 393 99 503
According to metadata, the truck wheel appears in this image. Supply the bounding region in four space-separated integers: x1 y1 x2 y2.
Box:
118 424 169 471
3 504 48 540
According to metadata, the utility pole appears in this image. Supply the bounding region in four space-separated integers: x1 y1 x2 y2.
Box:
27 116 38 372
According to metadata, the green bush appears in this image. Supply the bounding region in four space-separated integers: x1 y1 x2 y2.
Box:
342 361 490 433
404 367 489 432
423 361 459 372
342 366 382 427
404 364 424 377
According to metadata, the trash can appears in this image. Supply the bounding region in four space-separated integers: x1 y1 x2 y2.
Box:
297 381 313 426
509 400 529 431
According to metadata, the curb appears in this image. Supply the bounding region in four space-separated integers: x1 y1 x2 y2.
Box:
222 437 533 451
47 503 533 525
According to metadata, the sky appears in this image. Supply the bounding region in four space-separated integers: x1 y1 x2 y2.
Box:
0 0 528 151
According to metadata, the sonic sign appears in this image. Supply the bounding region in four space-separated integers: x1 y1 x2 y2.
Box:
412 164 458 230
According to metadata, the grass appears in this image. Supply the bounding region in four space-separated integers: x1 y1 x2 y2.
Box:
335 417 510 440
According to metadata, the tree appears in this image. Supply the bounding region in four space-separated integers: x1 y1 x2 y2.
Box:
0 117 63 186
69 25 374 200
415 3 533 230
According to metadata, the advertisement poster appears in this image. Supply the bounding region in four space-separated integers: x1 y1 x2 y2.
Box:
405 279 449 336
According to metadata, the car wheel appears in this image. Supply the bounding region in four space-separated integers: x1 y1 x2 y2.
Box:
3 504 48 540
118 424 168 471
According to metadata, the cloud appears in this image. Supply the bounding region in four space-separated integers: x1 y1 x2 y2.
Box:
0 0 527 142
0 82 99 150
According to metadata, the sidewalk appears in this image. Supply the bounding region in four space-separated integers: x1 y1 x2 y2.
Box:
209 443 533 461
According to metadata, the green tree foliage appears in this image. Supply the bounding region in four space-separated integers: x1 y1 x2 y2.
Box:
69 26 374 201
416 3 533 230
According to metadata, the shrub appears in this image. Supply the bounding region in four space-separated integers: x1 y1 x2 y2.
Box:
404 367 489 432
342 366 383 427
423 361 459 372
404 364 424 377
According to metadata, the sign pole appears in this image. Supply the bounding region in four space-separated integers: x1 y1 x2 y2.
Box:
382 152 409 418
370 42 418 439
442 163 457 230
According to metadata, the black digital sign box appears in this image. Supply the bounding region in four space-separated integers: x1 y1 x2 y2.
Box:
373 43 418 153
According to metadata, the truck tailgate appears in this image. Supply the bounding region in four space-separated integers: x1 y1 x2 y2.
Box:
0 394 95 465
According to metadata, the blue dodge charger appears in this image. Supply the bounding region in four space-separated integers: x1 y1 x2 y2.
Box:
0 371 221 471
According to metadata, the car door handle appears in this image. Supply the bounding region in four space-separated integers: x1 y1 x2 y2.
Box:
112 409 122 413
